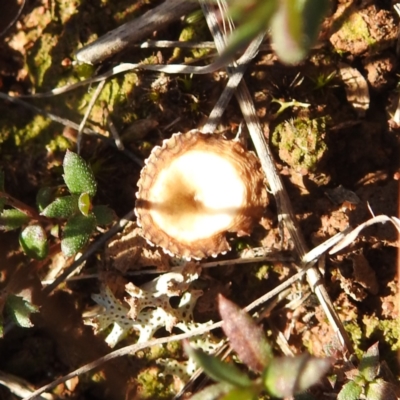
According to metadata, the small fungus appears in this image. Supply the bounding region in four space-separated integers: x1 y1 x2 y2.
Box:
135 130 268 259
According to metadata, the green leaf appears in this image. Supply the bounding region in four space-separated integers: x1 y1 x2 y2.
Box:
61 213 97 257
0 169 5 213
184 341 252 388
270 0 329 64
338 381 363 400
359 342 380 382
50 224 60 238
6 294 39 328
190 382 234 400
78 192 91 216
63 150 97 196
20 225 49 260
218 295 271 372
36 186 56 212
0 209 30 231
223 0 277 63
41 195 79 218
221 387 258 400
263 354 331 397
92 205 116 225
366 379 398 400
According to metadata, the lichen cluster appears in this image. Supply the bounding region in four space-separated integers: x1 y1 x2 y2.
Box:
84 262 222 383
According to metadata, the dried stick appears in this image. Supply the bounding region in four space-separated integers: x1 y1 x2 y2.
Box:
77 80 106 154
23 266 311 400
75 0 199 64
0 92 143 167
0 0 26 38
199 0 354 356
0 191 43 221
42 210 135 296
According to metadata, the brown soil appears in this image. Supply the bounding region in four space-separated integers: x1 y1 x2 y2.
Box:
0 0 399 399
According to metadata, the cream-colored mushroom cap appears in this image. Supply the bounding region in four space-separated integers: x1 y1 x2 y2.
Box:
135 130 268 259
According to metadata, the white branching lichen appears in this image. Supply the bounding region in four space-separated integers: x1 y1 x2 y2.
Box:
84 263 218 347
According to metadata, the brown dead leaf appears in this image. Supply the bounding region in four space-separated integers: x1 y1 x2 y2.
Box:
350 253 379 295
338 63 369 117
105 221 171 272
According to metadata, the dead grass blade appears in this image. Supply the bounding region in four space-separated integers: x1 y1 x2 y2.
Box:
199 0 355 356
23 266 313 400
75 0 199 65
329 215 400 254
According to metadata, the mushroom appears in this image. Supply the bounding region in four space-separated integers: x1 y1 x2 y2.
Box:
135 130 268 259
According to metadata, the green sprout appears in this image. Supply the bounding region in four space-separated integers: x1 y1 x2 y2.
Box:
310 70 338 91
338 343 398 400
0 151 116 260
185 295 331 400
224 0 330 65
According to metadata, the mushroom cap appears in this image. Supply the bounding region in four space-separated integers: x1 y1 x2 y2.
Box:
135 130 268 259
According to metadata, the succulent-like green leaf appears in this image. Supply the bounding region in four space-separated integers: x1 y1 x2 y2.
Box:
93 205 116 225
222 0 277 64
78 192 91 216
359 342 380 382
184 341 252 388
50 224 60 238
221 387 258 400
61 213 97 257
20 225 49 260
263 354 331 397
63 150 97 196
36 186 56 212
0 209 30 231
218 295 271 372
41 195 79 218
225 0 328 65
338 380 363 400
270 0 329 64
366 379 398 400
190 382 234 400
6 294 39 328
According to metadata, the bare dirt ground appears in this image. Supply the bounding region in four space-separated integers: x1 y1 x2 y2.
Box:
0 0 399 399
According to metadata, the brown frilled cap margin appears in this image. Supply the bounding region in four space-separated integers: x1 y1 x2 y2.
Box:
135 130 268 260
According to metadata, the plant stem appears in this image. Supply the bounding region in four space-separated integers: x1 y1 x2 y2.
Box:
0 191 45 221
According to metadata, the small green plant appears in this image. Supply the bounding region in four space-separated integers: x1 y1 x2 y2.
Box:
0 150 115 260
337 343 398 400
184 295 331 399
310 70 338 91
270 97 310 117
224 0 330 65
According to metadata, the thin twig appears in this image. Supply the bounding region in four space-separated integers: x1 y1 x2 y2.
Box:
138 40 216 49
0 92 144 167
15 42 268 99
42 210 135 295
40 228 349 284
0 191 44 221
75 0 199 64
202 33 265 133
0 370 52 400
23 266 310 400
102 102 125 151
199 0 354 356
0 0 26 37
77 80 106 154
41 255 295 284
